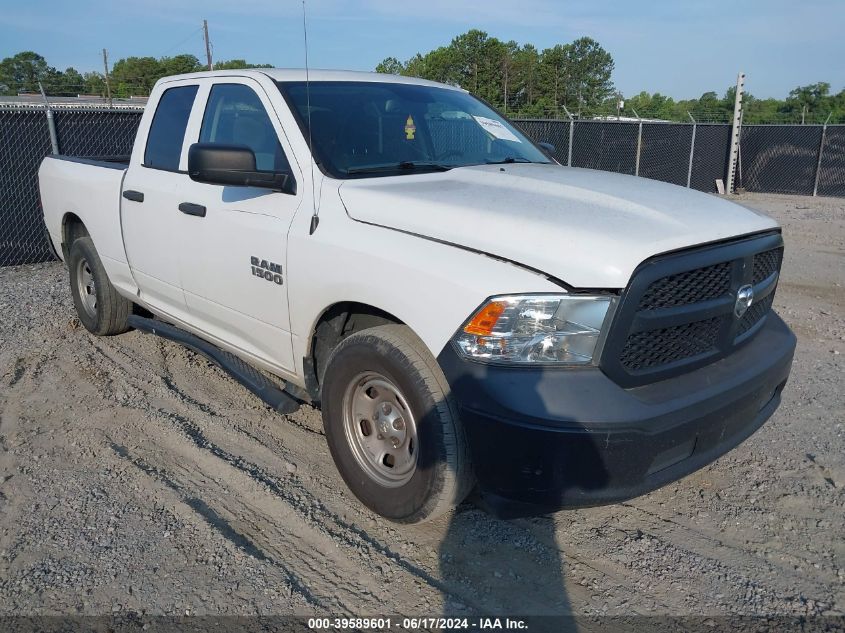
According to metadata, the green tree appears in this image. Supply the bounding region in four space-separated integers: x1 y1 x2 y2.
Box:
375 57 405 75
497 40 519 112
376 32 615 116
159 54 203 76
83 71 106 96
539 44 568 110
213 59 273 70
52 67 85 96
512 44 540 111
110 56 162 96
404 47 458 85
783 82 832 120
0 51 51 94
563 37 615 111
450 29 492 95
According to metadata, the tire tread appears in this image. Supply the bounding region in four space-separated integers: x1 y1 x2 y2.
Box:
325 324 474 523
69 237 131 336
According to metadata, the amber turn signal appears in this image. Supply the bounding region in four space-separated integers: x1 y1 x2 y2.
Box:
463 301 507 336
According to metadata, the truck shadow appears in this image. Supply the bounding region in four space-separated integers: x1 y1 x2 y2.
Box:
431 366 610 630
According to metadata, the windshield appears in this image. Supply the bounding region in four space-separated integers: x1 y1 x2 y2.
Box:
279 81 551 178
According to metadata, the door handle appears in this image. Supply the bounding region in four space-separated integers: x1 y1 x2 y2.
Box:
122 190 144 203
178 202 207 217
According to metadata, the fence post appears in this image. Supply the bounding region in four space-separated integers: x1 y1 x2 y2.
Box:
686 112 697 188
562 104 574 167
38 82 59 155
725 72 745 193
812 113 832 197
633 109 643 177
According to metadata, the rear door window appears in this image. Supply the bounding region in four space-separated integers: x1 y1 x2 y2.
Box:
144 85 199 171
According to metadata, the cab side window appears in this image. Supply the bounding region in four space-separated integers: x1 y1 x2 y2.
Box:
200 84 291 173
144 85 199 171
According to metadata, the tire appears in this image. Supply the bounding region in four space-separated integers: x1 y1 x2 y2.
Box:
321 324 474 523
67 236 131 336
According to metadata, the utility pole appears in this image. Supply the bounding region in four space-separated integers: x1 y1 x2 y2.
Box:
102 48 112 108
203 19 213 71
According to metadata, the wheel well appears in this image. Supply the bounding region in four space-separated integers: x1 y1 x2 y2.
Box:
61 213 89 259
307 302 404 401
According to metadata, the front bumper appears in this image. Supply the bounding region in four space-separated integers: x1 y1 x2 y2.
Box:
437 311 796 513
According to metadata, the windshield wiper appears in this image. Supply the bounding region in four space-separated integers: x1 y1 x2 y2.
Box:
485 157 533 165
346 161 454 175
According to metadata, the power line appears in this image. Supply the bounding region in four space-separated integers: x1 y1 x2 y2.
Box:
159 26 204 58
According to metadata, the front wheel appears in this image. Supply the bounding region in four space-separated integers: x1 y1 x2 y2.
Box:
68 236 131 336
321 325 474 523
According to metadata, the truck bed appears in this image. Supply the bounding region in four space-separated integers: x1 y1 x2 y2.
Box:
38 154 129 274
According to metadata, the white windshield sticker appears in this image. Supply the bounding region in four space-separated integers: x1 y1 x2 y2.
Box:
472 115 522 142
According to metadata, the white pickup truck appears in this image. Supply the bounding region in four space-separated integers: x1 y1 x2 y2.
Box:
39 69 795 522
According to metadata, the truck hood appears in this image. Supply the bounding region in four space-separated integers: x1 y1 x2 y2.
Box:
337 163 778 288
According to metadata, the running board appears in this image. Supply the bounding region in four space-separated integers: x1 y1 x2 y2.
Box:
127 315 301 414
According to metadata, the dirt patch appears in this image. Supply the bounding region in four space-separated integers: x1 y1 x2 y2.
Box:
0 192 842 617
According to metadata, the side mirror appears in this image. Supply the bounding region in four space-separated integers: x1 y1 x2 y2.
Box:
187 143 295 194
538 141 556 155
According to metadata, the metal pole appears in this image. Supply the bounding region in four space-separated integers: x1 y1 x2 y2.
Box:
725 72 745 194
812 112 832 197
203 19 213 71
38 82 59 155
686 112 696 188
736 108 744 191
102 48 112 108
633 108 642 177
562 104 574 167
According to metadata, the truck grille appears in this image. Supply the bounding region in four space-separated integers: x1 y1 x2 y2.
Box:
619 317 722 371
752 247 783 284
637 261 732 310
600 233 783 387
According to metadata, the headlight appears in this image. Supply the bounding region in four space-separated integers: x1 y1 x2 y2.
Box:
452 294 614 364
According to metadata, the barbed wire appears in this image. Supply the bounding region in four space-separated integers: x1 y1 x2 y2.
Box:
2 78 842 124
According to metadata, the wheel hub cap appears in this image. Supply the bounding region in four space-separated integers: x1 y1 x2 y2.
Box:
76 257 97 318
342 372 418 487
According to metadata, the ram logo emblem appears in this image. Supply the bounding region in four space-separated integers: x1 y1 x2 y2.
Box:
734 284 754 319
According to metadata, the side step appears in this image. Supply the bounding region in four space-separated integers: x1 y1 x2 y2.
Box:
128 315 301 414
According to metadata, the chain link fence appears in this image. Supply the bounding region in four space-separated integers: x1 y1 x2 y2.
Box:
638 123 694 186
0 109 55 265
513 118 845 200
1 105 844 267
817 126 845 197
736 125 823 195
0 106 142 266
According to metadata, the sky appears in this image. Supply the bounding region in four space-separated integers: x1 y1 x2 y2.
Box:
1 0 843 100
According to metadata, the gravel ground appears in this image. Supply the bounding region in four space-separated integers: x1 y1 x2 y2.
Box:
0 192 842 620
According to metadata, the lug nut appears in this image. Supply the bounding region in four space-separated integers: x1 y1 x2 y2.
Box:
390 436 400 448
381 403 392 415
392 419 404 430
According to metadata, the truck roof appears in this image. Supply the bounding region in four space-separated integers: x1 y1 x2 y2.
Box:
159 68 464 91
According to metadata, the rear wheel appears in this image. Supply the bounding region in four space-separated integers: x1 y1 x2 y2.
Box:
68 237 131 336
321 324 474 523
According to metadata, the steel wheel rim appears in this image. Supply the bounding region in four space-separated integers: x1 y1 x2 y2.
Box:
75 257 97 319
342 371 418 488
